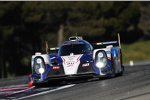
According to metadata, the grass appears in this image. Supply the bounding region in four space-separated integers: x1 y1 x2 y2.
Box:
122 40 150 64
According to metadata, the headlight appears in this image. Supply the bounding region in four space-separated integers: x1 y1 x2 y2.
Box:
96 56 107 68
36 58 42 63
95 51 107 68
39 67 45 74
98 52 104 58
34 65 45 74
34 58 45 74
96 62 105 68
34 65 40 74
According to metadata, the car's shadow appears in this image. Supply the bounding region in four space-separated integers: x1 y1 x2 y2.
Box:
35 77 111 88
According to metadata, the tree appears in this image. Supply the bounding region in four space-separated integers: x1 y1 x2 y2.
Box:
139 2 150 40
0 1 146 78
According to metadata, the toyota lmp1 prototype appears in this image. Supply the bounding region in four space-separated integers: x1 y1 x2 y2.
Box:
30 34 124 86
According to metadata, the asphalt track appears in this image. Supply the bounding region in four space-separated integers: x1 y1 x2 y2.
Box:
1 64 150 100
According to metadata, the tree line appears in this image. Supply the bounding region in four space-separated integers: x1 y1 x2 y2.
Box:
0 1 150 78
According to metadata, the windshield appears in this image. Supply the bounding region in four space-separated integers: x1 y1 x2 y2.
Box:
59 43 90 56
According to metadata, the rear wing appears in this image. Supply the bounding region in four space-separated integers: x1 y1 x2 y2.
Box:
92 34 121 49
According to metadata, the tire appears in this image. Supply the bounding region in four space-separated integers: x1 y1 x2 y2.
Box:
112 50 124 77
117 50 124 76
111 57 118 77
117 65 124 76
112 58 123 77
111 64 116 77
34 83 43 87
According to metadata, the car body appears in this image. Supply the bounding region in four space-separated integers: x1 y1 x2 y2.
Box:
30 35 124 85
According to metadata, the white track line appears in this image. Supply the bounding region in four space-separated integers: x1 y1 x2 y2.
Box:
16 84 75 100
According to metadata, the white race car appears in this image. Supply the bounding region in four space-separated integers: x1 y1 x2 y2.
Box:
30 34 124 86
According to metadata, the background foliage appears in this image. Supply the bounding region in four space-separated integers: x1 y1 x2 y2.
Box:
0 1 150 78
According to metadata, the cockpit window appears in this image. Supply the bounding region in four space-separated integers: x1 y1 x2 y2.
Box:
59 43 92 56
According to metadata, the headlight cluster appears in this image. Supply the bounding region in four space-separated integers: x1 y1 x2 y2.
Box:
96 58 107 68
98 52 104 58
39 67 45 74
34 58 45 74
37 58 42 64
96 51 107 68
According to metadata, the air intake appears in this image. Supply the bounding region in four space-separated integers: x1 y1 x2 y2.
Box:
69 36 83 41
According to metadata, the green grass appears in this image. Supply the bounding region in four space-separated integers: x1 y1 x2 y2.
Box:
122 40 150 64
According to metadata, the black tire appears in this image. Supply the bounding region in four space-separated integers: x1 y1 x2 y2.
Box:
111 64 116 78
112 58 124 77
117 65 124 76
117 50 124 76
112 50 124 77
34 83 43 87
112 57 118 77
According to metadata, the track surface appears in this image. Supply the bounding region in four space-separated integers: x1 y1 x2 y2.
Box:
1 65 150 100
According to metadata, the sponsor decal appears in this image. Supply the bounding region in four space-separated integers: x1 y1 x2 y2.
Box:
53 66 60 70
61 54 83 75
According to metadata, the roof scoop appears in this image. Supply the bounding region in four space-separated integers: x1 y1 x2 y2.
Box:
70 53 74 56
69 36 83 41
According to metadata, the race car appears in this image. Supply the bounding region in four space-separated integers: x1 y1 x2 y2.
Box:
30 34 124 86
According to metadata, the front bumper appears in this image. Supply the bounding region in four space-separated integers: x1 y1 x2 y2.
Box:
33 72 97 84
